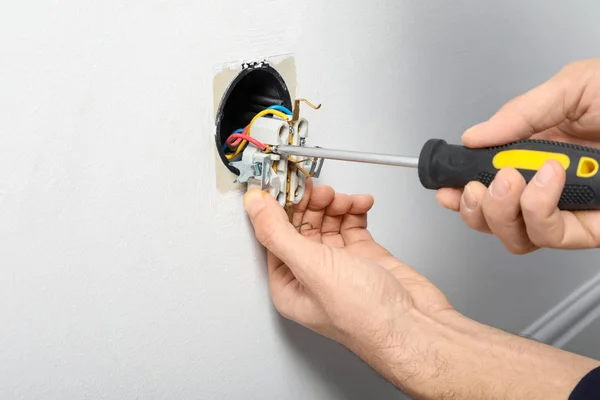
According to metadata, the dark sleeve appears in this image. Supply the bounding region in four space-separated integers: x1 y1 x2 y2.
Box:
570 367 600 400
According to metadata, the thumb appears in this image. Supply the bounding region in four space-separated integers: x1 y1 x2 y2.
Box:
244 189 330 282
462 70 572 148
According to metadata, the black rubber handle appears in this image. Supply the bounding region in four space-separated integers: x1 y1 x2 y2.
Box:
418 139 600 210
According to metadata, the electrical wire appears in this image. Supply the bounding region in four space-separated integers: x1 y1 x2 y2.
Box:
226 106 291 148
226 109 289 160
222 128 244 151
267 105 293 115
224 107 292 150
225 126 249 148
226 134 267 150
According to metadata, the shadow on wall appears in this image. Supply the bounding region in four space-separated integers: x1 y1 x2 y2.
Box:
277 318 404 400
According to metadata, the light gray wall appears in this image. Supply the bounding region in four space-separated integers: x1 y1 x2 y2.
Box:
1 1 599 399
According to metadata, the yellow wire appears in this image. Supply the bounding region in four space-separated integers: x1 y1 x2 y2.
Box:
226 109 289 160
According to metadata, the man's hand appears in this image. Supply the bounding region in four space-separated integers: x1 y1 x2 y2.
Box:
437 58 600 254
244 181 599 399
244 180 451 358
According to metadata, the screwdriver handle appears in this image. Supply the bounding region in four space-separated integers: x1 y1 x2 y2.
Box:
418 139 600 210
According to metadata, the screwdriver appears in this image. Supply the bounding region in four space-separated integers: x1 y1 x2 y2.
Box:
273 139 600 211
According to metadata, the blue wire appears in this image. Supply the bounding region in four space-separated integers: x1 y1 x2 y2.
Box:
267 105 293 115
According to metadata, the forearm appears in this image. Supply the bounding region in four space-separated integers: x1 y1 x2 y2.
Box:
371 309 599 399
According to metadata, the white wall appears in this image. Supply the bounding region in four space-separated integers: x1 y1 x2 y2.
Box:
1 1 600 399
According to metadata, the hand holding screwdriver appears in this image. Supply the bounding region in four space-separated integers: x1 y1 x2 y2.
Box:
436 59 600 254
243 59 600 399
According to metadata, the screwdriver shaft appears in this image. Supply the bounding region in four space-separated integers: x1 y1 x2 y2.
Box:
274 145 419 168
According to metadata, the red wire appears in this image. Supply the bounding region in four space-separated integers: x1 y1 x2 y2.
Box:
226 133 267 150
226 125 250 148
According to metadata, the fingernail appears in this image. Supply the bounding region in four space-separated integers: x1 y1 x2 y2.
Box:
244 189 266 218
534 162 556 186
462 186 478 211
490 174 510 198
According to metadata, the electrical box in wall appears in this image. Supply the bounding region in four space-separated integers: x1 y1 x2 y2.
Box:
212 56 323 215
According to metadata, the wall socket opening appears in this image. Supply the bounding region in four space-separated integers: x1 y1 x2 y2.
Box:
215 64 292 175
